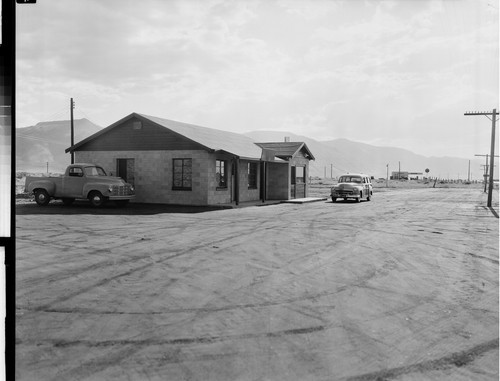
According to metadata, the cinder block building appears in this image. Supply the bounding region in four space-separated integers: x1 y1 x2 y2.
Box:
67 113 315 206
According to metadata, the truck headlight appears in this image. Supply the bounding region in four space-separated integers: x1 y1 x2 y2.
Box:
108 186 113 193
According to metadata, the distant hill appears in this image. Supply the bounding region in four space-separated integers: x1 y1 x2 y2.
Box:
15 120 486 180
16 119 102 172
245 131 484 180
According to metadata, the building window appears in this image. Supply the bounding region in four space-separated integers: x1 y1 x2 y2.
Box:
248 162 258 189
173 158 192 190
216 160 227 188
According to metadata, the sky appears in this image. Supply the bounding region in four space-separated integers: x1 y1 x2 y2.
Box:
15 0 499 158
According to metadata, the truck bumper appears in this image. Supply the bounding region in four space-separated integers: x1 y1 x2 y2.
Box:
108 195 135 201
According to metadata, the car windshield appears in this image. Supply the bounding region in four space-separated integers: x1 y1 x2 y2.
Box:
340 176 362 183
84 166 107 176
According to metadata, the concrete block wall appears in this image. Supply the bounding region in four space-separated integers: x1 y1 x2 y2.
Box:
76 150 211 205
266 162 289 200
238 160 261 202
206 156 233 205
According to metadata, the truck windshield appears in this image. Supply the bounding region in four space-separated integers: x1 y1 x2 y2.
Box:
84 166 107 176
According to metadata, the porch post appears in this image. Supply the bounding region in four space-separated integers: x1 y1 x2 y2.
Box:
261 161 267 203
234 157 239 206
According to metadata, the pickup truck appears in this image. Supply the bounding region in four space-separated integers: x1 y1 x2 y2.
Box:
25 163 135 207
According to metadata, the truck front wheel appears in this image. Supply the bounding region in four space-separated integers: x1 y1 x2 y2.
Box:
89 191 106 207
34 189 50 206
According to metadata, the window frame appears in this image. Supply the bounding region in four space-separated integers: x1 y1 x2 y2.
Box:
172 158 193 191
68 167 83 177
216 159 227 189
248 162 258 189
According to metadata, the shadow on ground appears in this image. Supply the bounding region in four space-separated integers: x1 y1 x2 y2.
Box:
16 201 231 215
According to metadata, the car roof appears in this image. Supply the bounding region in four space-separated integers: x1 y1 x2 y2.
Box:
339 173 369 177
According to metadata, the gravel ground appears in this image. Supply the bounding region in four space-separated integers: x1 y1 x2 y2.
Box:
16 187 498 380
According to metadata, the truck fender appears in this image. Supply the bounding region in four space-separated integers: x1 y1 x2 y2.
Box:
83 184 109 199
27 180 56 196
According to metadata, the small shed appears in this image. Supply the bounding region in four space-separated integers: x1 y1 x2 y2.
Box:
67 113 315 206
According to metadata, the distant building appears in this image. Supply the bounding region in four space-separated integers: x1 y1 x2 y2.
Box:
391 171 423 180
66 113 315 206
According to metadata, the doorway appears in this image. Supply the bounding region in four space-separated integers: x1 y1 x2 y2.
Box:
291 166 306 199
117 158 135 186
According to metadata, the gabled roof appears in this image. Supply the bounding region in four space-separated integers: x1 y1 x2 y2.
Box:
67 113 315 162
255 142 315 160
139 114 263 159
67 113 263 160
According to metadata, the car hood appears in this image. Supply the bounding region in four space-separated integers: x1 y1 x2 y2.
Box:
334 182 363 188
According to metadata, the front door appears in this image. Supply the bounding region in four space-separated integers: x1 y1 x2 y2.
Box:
291 166 306 199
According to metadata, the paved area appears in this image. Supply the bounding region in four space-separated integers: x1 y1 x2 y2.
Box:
16 188 498 380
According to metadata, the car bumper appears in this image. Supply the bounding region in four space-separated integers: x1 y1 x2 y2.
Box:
331 192 359 198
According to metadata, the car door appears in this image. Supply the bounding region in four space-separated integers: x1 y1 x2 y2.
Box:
363 177 370 199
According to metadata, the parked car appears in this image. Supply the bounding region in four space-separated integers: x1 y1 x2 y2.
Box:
25 163 135 207
331 174 373 203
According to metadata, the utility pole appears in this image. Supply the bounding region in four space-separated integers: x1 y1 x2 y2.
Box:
70 98 75 164
475 154 499 193
465 109 498 207
386 164 389 188
398 161 401 180
330 164 333 179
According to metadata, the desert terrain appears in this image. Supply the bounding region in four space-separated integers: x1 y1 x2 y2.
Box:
15 183 498 380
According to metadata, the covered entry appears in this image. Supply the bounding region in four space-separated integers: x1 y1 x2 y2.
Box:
291 165 306 199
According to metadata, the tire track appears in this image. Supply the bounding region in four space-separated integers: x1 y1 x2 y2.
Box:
343 338 499 381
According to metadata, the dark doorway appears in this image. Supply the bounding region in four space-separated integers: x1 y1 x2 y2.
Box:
117 159 135 186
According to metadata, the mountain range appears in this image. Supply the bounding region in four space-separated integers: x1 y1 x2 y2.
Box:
245 131 484 180
15 119 484 180
16 119 102 172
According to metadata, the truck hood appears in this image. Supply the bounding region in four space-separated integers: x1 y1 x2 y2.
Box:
89 176 130 185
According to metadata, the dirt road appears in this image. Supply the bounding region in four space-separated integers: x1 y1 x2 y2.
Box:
16 188 499 380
